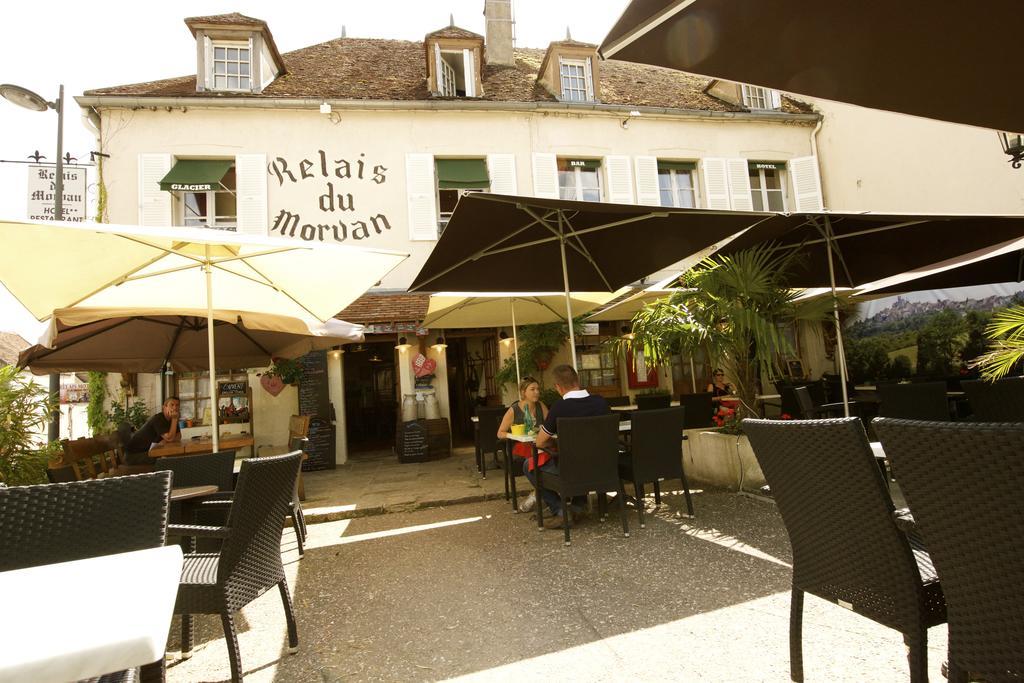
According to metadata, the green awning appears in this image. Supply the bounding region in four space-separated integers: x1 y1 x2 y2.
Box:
159 159 234 192
436 159 489 189
748 160 786 172
657 161 696 172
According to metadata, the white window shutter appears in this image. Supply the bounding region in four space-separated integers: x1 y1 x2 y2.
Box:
789 156 824 212
203 36 212 90
604 155 635 204
433 43 443 95
486 154 517 195
235 154 268 236
701 158 730 210
531 153 559 199
406 153 438 241
584 57 595 101
634 156 661 206
769 89 782 110
463 49 476 97
138 153 172 227
727 158 754 211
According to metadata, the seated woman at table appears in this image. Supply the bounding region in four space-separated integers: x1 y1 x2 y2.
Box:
497 377 548 512
123 397 182 465
707 369 735 404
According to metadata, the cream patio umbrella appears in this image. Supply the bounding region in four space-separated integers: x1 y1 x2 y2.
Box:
422 290 627 383
0 218 407 450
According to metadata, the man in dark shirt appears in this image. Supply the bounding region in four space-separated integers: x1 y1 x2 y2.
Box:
124 397 182 465
527 365 610 526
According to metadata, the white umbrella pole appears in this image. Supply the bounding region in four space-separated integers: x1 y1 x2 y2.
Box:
204 251 220 452
823 218 851 417
510 299 521 385
689 355 697 393
558 220 577 369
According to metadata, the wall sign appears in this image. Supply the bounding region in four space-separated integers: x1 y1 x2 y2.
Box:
27 165 87 222
267 150 392 245
627 350 659 389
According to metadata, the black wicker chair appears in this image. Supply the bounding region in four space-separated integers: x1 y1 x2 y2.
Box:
878 381 951 421
605 396 631 407
743 418 946 682
475 405 505 480
534 414 629 545
874 418 1024 682
618 406 694 526
0 472 173 683
154 450 236 494
961 377 1024 422
680 392 714 428
635 394 671 411
171 451 302 683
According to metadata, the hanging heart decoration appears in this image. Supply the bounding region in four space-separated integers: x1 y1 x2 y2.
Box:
413 353 437 377
260 373 285 397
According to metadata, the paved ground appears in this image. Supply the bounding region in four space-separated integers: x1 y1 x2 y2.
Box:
165 485 944 682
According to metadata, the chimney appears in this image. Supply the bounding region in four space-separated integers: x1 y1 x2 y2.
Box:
484 0 514 66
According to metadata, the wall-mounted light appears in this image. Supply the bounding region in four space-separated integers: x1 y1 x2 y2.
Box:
319 102 332 114
432 336 447 351
395 336 411 351
998 131 1024 169
620 109 642 129
499 330 512 346
620 324 635 341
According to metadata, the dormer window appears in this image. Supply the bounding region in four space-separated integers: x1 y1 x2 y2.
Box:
741 85 782 110
212 42 251 91
435 47 476 97
559 57 593 102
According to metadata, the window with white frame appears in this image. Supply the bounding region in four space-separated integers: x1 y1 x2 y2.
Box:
748 162 787 212
179 166 237 230
741 84 781 110
433 46 477 98
657 161 699 208
558 158 602 202
212 42 251 91
559 57 593 102
435 158 489 233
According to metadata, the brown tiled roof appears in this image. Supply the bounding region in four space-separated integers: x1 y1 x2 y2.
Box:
83 36 813 115
0 332 29 367
184 12 266 31
337 293 430 324
426 26 483 41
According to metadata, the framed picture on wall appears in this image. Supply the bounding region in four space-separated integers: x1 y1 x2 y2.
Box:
627 350 659 389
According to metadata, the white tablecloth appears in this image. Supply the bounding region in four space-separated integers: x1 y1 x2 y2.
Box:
0 545 183 683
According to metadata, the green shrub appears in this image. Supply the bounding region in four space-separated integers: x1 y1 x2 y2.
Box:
107 393 149 431
86 371 108 435
0 365 59 486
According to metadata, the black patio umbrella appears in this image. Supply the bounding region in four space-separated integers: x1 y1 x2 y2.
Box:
712 212 1024 411
408 192 777 367
860 239 1024 296
599 0 1019 133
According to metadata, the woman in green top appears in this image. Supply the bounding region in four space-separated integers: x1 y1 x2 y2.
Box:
497 377 549 512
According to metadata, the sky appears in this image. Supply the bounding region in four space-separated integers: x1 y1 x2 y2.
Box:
0 1 632 339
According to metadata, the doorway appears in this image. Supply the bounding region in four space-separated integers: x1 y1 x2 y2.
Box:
446 334 500 446
343 341 397 456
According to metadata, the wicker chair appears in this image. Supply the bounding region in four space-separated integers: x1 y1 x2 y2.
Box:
878 381 951 421
961 377 1024 422
154 450 236 493
743 418 946 682
680 392 714 429
874 418 1024 682
605 396 631 408
618 406 694 526
474 405 505 479
635 394 671 411
171 451 302 683
534 414 629 545
0 472 173 683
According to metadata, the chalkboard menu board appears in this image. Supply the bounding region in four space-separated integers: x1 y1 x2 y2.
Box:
298 350 334 471
397 420 429 463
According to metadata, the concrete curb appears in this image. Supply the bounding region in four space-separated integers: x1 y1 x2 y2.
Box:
298 490 511 525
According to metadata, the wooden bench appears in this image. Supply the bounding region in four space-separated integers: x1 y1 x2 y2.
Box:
54 434 152 480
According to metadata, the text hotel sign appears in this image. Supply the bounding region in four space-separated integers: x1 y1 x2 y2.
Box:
27 164 87 222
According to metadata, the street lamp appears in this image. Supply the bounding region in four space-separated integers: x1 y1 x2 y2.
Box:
1 83 65 441
998 131 1024 169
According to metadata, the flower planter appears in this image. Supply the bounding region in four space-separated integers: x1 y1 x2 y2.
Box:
684 430 766 492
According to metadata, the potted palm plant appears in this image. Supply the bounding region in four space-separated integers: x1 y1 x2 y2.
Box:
622 245 832 490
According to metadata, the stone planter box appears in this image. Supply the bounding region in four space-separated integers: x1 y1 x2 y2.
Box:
682 430 766 492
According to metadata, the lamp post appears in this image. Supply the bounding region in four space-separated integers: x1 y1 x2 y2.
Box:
1 83 65 441
998 131 1024 169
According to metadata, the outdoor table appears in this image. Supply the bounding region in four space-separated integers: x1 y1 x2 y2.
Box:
170 484 219 502
0 545 182 683
610 400 681 412
149 433 255 458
